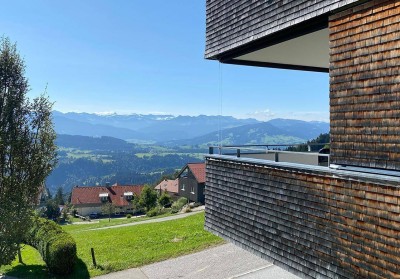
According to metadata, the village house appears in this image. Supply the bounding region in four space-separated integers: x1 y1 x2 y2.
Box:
71 183 143 216
204 1 400 278
154 178 179 199
177 163 206 204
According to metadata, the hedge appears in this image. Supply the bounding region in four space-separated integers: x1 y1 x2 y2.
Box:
25 217 76 275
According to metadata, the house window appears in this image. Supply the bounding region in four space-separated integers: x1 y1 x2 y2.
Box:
124 192 133 200
181 183 185 191
191 186 195 194
99 193 109 202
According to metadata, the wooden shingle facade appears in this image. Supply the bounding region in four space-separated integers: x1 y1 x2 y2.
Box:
330 0 400 170
206 156 400 278
206 0 360 60
204 0 400 278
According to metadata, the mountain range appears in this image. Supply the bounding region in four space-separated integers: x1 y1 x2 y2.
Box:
49 112 330 193
52 111 329 145
53 111 259 143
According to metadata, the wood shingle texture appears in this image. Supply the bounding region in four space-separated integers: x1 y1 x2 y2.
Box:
205 0 360 59
330 0 400 170
205 156 400 279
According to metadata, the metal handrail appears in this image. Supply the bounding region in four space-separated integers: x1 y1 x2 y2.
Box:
208 143 330 154
208 143 330 166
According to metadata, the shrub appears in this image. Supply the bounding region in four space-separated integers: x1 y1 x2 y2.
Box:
25 217 76 275
139 185 158 211
146 206 160 217
126 214 132 219
171 197 188 213
134 208 146 216
176 197 188 206
158 192 172 207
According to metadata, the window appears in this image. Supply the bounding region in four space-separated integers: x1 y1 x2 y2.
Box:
191 186 195 194
124 191 133 200
181 183 185 191
99 193 109 202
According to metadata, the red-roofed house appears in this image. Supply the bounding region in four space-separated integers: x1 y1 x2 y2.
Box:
177 163 206 204
155 178 179 198
71 184 143 216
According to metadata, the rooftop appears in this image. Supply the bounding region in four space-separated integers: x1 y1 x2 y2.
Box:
155 179 179 194
71 185 143 207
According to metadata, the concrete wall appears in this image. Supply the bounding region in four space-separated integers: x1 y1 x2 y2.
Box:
75 205 103 216
206 155 400 279
242 152 322 166
330 0 400 170
75 205 132 216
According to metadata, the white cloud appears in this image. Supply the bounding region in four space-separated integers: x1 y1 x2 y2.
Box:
245 109 276 121
242 109 329 122
279 111 329 122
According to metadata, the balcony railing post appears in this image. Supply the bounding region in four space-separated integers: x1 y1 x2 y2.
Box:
275 152 279 162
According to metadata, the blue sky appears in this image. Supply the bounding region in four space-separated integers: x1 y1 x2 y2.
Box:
1 1 329 122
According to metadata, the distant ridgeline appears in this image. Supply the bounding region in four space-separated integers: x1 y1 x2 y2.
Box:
52 111 329 145
48 113 329 195
47 134 202 195
286 133 330 152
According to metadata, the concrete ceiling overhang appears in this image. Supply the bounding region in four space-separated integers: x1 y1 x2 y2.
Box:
221 28 329 73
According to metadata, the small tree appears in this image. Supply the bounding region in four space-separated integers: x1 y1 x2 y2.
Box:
0 37 57 266
139 185 158 212
54 186 65 205
102 202 115 222
44 199 61 221
158 192 172 207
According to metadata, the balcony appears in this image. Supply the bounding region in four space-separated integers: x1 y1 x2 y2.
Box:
205 144 400 278
205 0 360 72
208 143 329 167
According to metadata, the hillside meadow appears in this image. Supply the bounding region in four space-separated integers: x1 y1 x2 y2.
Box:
0 212 224 278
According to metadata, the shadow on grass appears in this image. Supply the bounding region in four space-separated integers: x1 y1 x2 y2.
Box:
4 258 90 279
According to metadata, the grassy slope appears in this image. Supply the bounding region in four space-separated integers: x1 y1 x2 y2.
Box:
66 213 173 232
0 212 223 278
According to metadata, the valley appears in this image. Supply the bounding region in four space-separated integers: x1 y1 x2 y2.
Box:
47 112 330 195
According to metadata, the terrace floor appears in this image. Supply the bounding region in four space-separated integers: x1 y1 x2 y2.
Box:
94 243 300 279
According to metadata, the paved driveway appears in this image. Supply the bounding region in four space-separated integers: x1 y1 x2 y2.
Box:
94 243 300 279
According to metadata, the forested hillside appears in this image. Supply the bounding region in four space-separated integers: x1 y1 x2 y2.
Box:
47 135 203 194
166 120 329 146
48 115 330 195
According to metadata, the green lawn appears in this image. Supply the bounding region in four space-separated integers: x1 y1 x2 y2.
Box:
66 213 173 233
0 212 224 278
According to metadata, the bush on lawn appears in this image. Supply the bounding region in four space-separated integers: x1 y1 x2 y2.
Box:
158 192 172 207
126 214 132 219
171 197 188 213
146 206 160 217
25 217 76 275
